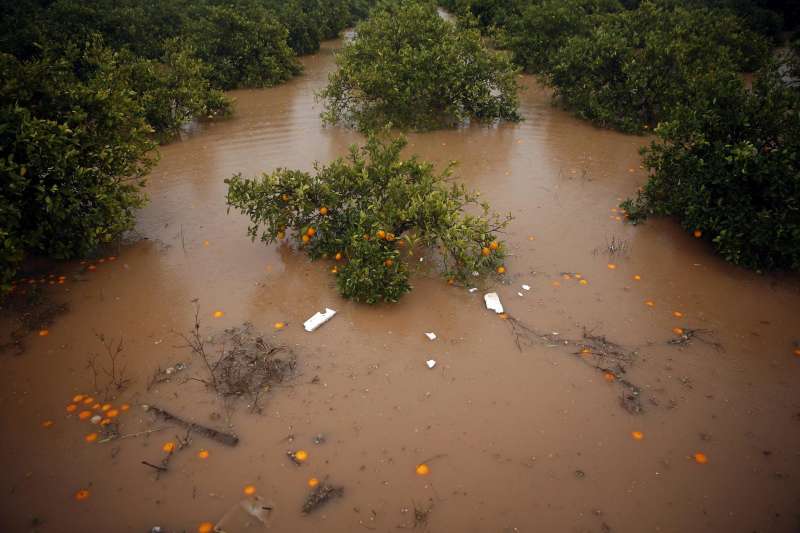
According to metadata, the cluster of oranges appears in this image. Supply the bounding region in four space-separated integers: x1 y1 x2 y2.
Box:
60 394 130 445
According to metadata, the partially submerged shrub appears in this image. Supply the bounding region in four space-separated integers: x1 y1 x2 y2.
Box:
622 56 800 271
225 134 511 303
320 0 521 131
0 40 156 290
546 1 769 133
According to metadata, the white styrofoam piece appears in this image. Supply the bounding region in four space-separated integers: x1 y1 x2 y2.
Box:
517 292 524 297
522 284 531 291
426 359 437 369
425 332 437 341
303 308 337 332
484 292 504 314
468 287 478 293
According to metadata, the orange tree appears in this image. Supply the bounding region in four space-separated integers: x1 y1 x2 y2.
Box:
225 134 511 303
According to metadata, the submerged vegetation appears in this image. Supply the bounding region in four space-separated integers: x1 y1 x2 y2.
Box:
226 134 511 303
0 0 373 291
320 0 521 131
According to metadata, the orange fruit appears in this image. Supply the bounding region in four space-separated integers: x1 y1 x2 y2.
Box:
644 300 655 307
74 489 90 501
308 477 320 488
693 229 702 238
106 409 119 418
78 410 92 421
213 310 224 318
41 420 54 428
330 266 338 274
274 322 285 330
100 418 111 426
120 404 130 411
386 233 395 241
101 404 112 412
481 247 491 256
243 485 256 496
694 452 708 464
498 313 509 320
72 394 85 403
497 266 506 274
672 327 684 336
294 450 308 462
607 263 616 270
301 234 310 244
38 329 49 337
794 348 800 357
85 433 98 443
633 275 642 281
197 450 210 459
376 230 386 239
673 311 684 318
306 227 316 237
335 252 342 261
319 207 328 215
579 279 588 286
66 404 78 413
162 442 175 453
489 241 499 250
198 522 214 533
384 259 394 267
91 403 101 410
603 372 615 382
415 463 430 476
562 273 571 280
631 431 644 441
580 348 591 355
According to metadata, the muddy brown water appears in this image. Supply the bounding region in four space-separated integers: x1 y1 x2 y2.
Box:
2 39 800 533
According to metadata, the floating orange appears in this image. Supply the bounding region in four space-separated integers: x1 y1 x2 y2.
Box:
74 489 90 501
120 404 130 411
672 327 684 336
203 240 210 246
162 442 175 453
197 450 210 460
78 410 92 421
580 348 591 355
603 372 615 382
106 409 119 418
415 463 430 476
294 450 308 462
481 247 491 256
631 431 644 441
673 311 684 318
319 207 329 215
274 322 285 330
38 329 49 337
574 273 582 279
41 420 54 428
644 300 655 307
489 241 499 251
101 404 112 412
66 404 78 413
100 418 111 426
72 394 85 403
497 266 506 274
633 275 641 281
498 313 509 320
92 403 101 410
579 279 588 286
308 477 319 488
607 263 617 270
243 485 256 496
794 348 800 357
330 266 338 274
213 310 224 318
694 452 708 464
85 432 98 443
693 229 702 238
562 273 571 280
198 522 214 533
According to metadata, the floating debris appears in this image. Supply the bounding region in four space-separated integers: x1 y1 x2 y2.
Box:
304 308 336 332
484 292 504 314
426 359 437 369
424 332 437 341
302 483 343 514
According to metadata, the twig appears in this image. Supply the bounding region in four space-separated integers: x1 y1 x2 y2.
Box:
142 461 168 472
97 426 171 444
145 404 239 446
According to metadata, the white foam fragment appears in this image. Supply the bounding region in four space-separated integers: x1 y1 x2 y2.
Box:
303 308 337 332
468 287 478 293
522 284 531 291
517 292 524 297
484 292 504 314
426 359 437 369
425 332 437 341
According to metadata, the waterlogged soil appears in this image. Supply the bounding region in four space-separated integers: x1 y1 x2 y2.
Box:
2 39 800 533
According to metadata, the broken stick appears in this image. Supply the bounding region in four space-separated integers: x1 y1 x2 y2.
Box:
144 405 239 446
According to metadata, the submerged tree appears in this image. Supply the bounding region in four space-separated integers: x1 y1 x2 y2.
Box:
225 134 511 303
319 0 521 131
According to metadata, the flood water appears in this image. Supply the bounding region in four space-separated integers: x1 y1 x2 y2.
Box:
2 39 800 533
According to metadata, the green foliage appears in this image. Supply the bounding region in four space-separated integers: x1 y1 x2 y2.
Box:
545 1 770 133
0 40 157 290
320 0 521 131
184 3 300 90
622 56 800 271
225 134 511 303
